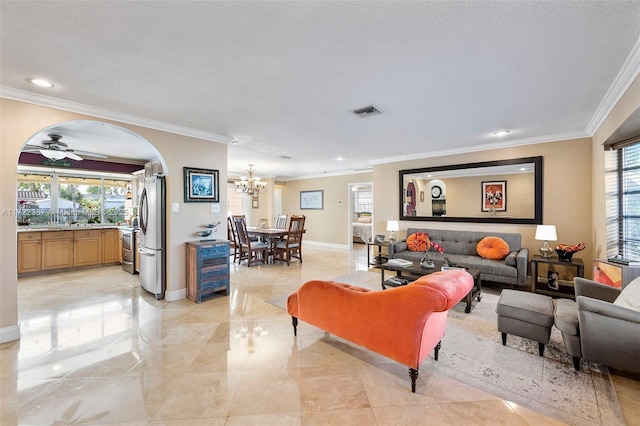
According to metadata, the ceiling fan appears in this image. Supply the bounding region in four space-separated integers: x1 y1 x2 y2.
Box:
22 134 107 161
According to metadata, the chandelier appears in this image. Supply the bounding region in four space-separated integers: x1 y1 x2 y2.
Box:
235 164 267 196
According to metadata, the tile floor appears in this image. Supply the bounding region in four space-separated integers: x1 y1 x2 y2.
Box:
1 244 638 425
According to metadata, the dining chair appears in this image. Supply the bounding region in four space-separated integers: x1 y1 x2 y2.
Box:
232 214 259 241
234 217 269 267
273 215 305 266
274 214 288 229
227 216 240 263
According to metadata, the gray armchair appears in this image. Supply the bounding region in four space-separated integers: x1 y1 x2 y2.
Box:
554 277 640 373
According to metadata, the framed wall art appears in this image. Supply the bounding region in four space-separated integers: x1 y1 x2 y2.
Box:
300 190 324 210
184 167 219 203
481 180 506 212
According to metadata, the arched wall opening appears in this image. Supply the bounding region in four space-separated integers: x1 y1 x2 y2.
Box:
1 99 230 343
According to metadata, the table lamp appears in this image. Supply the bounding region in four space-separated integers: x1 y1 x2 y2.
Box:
387 220 399 242
535 225 557 258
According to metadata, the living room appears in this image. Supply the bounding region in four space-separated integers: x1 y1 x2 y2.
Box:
1 2 640 424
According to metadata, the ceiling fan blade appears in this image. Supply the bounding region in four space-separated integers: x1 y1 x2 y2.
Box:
65 151 83 161
39 149 67 161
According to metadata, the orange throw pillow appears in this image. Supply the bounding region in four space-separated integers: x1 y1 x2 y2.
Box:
477 236 510 260
407 232 430 252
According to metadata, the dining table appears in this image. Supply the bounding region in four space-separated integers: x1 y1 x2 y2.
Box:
245 227 289 262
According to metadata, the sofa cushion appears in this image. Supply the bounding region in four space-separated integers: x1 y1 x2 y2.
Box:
613 276 640 312
407 232 430 252
477 236 510 260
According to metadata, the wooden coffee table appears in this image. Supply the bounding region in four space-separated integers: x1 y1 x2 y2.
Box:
380 260 482 313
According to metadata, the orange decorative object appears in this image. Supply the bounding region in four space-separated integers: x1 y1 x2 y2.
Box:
407 232 430 252
593 260 623 288
477 236 510 260
287 270 474 392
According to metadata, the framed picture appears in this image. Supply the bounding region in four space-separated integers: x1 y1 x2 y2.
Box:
374 234 385 243
300 190 324 210
481 180 506 212
252 196 259 209
183 167 219 203
547 271 559 290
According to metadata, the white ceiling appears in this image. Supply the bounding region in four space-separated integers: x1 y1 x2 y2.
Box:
2 1 640 180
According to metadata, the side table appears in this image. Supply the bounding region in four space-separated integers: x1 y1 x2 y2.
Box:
367 240 390 266
530 255 584 299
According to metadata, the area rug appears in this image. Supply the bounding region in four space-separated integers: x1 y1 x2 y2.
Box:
266 270 625 426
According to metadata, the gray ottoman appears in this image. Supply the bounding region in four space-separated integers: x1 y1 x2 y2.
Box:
496 290 554 356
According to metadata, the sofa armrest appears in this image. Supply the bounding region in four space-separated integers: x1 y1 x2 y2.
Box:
516 248 529 287
575 277 620 303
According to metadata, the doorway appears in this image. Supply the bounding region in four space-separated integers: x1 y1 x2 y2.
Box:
349 182 373 245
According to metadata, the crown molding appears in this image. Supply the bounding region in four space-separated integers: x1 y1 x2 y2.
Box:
0 87 234 144
586 35 640 135
369 130 589 166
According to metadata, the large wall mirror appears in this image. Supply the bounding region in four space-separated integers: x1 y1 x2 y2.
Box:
399 156 543 224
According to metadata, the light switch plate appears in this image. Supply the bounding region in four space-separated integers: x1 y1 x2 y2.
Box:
211 203 220 212
172 203 179 213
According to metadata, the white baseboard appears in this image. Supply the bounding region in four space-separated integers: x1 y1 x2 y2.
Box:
165 288 186 302
0 324 21 344
302 241 350 250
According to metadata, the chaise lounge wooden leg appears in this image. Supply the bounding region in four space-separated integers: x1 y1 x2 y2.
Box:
573 356 581 371
409 368 419 393
292 316 298 336
538 342 545 356
434 341 441 361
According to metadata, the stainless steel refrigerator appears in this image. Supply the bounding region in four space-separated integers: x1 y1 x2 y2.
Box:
138 175 166 299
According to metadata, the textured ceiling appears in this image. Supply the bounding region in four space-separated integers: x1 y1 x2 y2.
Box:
2 1 640 180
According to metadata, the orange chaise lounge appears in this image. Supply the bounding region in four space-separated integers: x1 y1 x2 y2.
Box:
286 270 474 392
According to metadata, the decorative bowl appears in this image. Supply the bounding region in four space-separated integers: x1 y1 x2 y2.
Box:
421 259 435 269
555 249 575 262
197 230 213 238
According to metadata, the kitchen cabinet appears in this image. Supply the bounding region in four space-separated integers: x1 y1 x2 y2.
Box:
18 232 41 274
42 231 74 270
101 229 119 264
74 229 102 267
186 240 230 303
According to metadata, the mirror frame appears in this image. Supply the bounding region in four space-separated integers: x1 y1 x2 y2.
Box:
399 156 543 224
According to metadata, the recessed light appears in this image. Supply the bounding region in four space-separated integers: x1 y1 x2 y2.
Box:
336 157 345 161
29 78 54 88
493 130 510 136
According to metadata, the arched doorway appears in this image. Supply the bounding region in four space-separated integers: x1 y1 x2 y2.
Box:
15 120 168 313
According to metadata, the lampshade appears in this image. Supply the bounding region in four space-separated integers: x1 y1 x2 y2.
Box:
535 225 557 241
386 220 399 232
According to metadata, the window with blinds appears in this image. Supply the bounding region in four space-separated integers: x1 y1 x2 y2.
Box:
607 141 640 260
620 143 640 259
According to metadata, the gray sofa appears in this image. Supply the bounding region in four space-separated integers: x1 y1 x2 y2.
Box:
388 228 528 287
